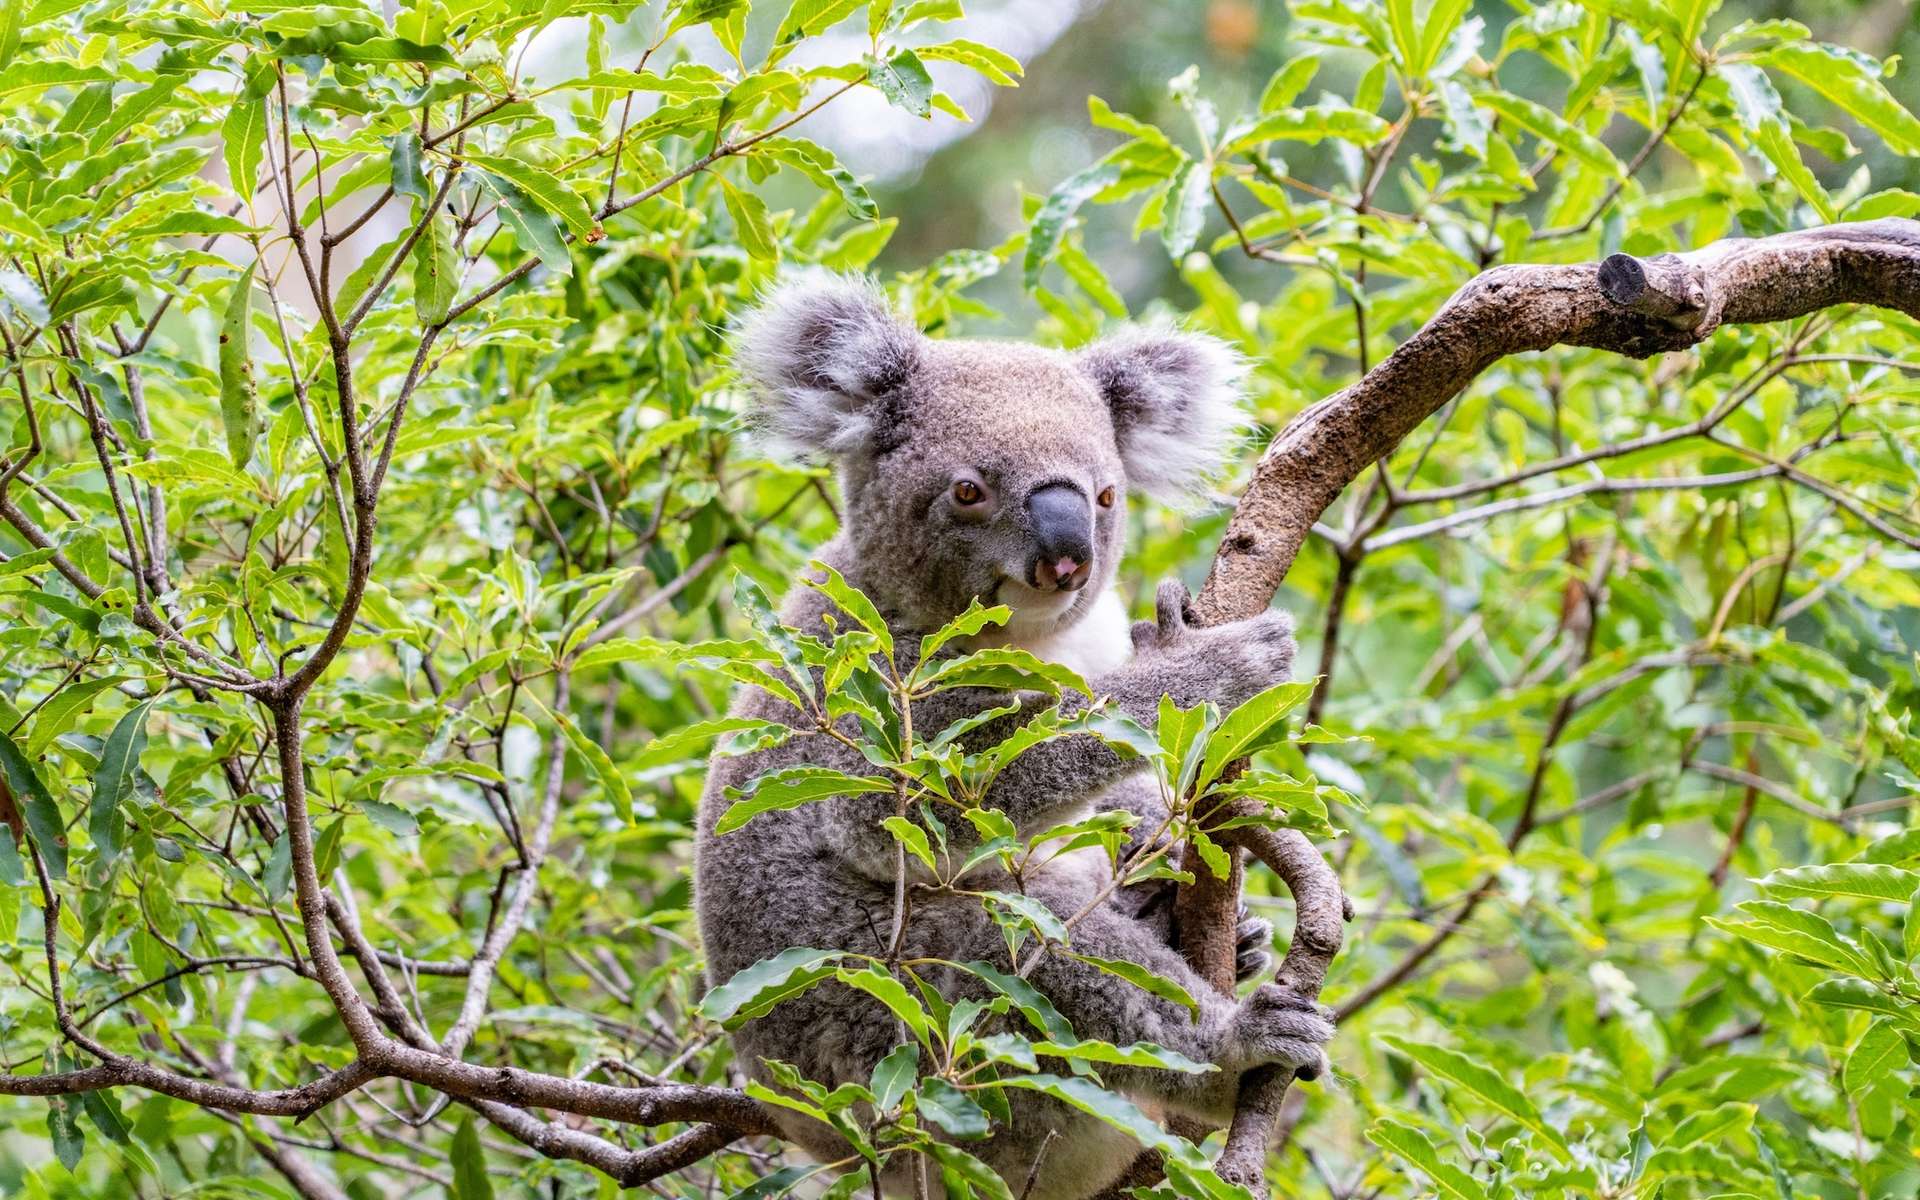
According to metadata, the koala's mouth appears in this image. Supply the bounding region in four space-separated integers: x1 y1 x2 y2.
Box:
992 576 1085 629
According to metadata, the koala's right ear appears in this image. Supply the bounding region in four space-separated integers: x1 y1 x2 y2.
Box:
731 275 922 459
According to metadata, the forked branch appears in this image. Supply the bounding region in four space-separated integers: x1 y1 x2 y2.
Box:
1184 216 1920 1174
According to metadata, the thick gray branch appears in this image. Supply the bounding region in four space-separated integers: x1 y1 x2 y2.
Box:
1186 217 1920 1180
1194 218 1920 623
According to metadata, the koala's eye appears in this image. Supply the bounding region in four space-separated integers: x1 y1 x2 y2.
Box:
953 480 985 505
1097 486 1116 509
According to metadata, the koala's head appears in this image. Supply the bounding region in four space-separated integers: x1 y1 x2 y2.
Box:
734 276 1244 638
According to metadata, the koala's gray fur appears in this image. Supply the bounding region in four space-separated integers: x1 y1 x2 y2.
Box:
695 277 1331 1200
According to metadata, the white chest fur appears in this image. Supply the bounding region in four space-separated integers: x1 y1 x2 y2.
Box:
967 587 1132 677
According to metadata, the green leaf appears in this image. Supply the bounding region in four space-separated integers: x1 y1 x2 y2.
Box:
917 1076 991 1139
881 816 937 871
867 49 933 118
980 890 1069 944
1030 1038 1213 1074
328 38 458 65
222 93 268 200
1665 1101 1754 1149
1259 57 1321 111
466 152 597 241
47 1097 82 1170
1806 977 1920 1024
476 170 572 276
217 262 259 469
917 39 1023 86
388 130 428 202
1366 1118 1489 1200
757 138 879 221
720 179 778 261
1159 158 1209 261
912 648 1090 698
1860 828 1920 865
0 0 21 72
1844 1019 1906 1094
916 600 1010 669
835 962 935 1044
25 676 126 756
920 1142 1014 1200
410 212 458 325
771 0 864 48
669 0 750 37
1067 952 1199 1016
1196 680 1313 792
869 1042 918 1112
722 1164 824 1200
1414 0 1472 77
1023 159 1124 287
529 692 632 822
804 559 893 658
0 268 48 324
1474 92 1624 177
1758 863 1920 903
1704 901 1880 979
717 766 894 834
734 572 815 706
699 947 842 1024
451 1113 494 1200
957 960 1074 1042
998 1074 1195 1163
1753 119 1835 221
1379 1037 1572 1161
1762 42 1920 155
1088 95 1171 146
0 62 111 97
79 1091 130 1146
89 699 154 863
1220 104 1392 153
0 731 65 880
262 831 292 902
633 716 792 768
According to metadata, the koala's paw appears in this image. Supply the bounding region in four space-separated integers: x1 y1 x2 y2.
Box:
1236 905 1273 983
1231 985 1335 1081
1130 581 1296 712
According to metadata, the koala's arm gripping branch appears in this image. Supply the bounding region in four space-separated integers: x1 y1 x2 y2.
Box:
1181 217 1920 1178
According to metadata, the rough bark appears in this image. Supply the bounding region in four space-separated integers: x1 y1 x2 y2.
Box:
1180 217 1920 1178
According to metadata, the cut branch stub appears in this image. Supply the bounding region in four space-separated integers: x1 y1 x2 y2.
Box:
1179 216 1920 1179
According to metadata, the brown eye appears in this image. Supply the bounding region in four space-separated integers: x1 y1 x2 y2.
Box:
1097 486 1115 508
953 480 985 505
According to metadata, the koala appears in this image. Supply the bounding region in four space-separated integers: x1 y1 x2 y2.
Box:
693 278 1329 1200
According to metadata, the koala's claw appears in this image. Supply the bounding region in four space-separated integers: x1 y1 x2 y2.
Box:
1235 907 1273 983
1232 984 1335 1078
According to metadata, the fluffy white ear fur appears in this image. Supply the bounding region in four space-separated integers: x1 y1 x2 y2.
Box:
1074 328 1247 504
731 274 921 459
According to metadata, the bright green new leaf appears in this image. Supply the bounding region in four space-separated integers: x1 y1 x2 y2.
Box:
450 1113 493 1200
1366 1118 1488 1200
217 262 259 468
1379 1037 1572 1161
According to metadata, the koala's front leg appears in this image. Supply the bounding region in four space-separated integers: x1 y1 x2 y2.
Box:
907 685 1151 832
1018 889 1332 1127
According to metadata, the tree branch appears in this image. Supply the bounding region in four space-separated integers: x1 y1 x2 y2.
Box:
1195 218 1920 623
1179 216 1920 1177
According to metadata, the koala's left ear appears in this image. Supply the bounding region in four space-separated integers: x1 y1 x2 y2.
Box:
1074 329 1246 503
732 274 922 460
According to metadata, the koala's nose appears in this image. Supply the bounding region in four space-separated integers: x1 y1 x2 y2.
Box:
1026 484 1093 593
